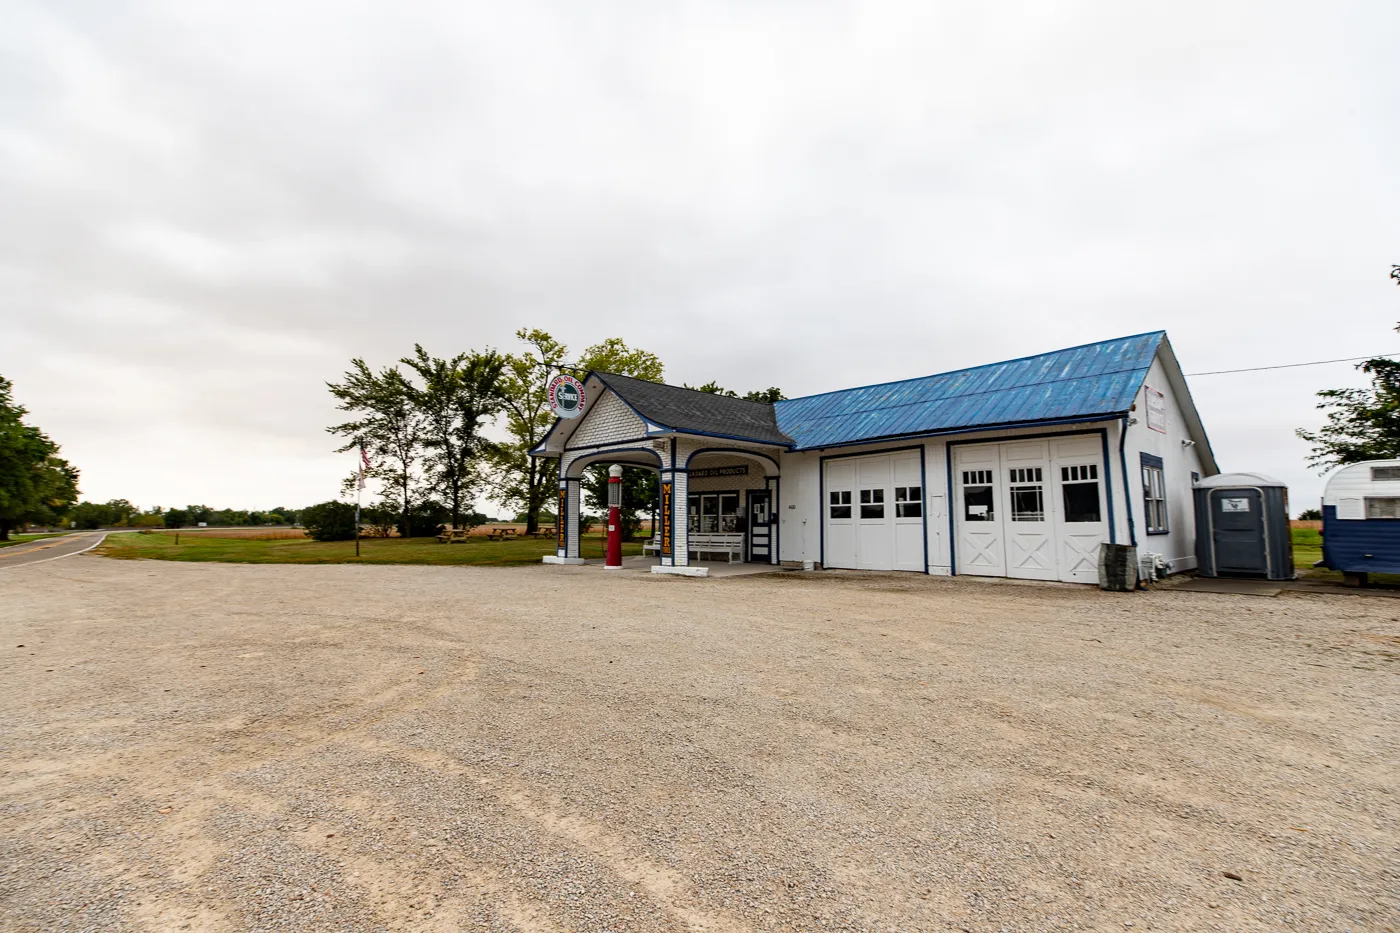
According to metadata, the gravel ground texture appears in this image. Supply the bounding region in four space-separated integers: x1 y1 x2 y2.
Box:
1 557 1397 933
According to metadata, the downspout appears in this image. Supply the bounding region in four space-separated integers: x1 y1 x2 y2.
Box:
1118 415 1138 547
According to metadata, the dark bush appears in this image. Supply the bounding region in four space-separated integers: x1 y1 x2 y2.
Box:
301 500 358 541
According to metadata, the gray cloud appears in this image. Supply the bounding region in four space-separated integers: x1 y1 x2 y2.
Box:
2 0 1397 509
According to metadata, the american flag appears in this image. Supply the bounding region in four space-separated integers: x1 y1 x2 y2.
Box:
358 443 371 490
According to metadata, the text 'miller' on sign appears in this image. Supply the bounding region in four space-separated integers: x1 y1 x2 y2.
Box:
660 481 673 557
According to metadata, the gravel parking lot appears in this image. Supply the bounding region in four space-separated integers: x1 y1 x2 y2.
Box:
1 557 1396 932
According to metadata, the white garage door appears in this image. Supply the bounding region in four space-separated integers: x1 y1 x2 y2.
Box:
824 452 924 572
953 436 1108 584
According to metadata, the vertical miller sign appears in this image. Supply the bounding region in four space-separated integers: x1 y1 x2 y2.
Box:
557 487 567 549
660 481 673 557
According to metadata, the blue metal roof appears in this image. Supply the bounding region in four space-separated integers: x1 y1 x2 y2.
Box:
774 331 1165 450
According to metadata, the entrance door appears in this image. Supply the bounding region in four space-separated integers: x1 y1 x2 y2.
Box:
1001 442 1056 581
954 445 1006 576
1211 488 1267 575
747 489 772 562
1050 438 1109 584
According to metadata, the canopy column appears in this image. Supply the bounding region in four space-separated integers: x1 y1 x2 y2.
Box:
660 467 689 567
558 478 582 560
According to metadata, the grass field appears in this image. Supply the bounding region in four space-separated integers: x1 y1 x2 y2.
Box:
0 533 68 550
1293 525 1321 570
98 531 641 565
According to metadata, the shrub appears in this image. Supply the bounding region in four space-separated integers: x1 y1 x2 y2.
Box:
301 500 358 541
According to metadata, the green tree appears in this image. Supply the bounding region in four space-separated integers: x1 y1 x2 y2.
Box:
0 376 80 539
579 337 664 382
328 360 425 537
301 500 358 541
1297 326 1400 470
401 345 505 529
489 330 569 535
164 508 189 529
684 381 786 402
577 339 665 541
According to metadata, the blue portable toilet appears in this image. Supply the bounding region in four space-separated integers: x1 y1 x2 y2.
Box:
1320 460 1400 585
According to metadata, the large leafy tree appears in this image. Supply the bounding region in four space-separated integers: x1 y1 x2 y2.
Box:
579 337 664 382
577 339 665 540
328 360 425 537
1297 355 1400 470
0 376 80 539
1298 311 1400 470
489 330 569 535
401 345 505 529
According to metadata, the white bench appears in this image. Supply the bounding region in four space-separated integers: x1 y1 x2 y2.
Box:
642 534 662 557
688 532 743 563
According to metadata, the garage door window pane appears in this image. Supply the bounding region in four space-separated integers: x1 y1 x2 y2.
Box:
1062 482 1101 523
963 485 994 521
829 490 851 519
895 486 922 518
860 488 885 519
1011 486 1044 522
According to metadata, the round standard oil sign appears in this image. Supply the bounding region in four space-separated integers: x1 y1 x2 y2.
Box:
549 374 586 419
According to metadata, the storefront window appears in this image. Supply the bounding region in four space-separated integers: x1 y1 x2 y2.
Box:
688 493 741 533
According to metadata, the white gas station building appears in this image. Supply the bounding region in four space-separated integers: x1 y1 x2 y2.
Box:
531 331 1216 582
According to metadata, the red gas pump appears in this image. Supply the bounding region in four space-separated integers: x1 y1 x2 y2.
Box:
605 464 623 569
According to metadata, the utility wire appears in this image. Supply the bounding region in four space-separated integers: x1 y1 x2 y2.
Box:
1186 352 1400 377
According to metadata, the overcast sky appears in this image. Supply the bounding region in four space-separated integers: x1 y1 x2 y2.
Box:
3 0 1397 515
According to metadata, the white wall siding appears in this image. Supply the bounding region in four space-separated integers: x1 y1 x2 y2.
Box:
779 452 819 565
1123 354 1209 573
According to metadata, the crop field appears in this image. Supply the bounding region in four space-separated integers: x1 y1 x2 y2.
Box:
98 530 640 565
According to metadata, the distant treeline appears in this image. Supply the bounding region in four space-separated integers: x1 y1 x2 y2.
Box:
60 500 302 530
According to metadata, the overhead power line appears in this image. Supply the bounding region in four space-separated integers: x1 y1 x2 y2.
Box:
1186 352 1400 377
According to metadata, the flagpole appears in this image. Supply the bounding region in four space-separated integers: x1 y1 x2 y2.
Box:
355 441 363 558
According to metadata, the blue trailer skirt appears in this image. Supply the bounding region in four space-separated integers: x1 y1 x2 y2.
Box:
1321 505 1400 574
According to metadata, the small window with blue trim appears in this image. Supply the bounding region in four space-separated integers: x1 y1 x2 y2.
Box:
1141 453 1167 534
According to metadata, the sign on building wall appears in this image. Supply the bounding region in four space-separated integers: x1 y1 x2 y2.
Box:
549 374 586 419
1145 386 1167 434
557 487 567 548
690 465 749 479
660 481 673 557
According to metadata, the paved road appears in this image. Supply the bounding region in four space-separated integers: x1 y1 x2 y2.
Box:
0 532 107 569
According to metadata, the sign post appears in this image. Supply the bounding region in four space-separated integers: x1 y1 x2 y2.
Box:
605 464 623 570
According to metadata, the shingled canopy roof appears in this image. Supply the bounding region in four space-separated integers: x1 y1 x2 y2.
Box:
593 372 794 447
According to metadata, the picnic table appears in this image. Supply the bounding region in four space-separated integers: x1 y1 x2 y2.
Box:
436 525 471 543
485 527 521 541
